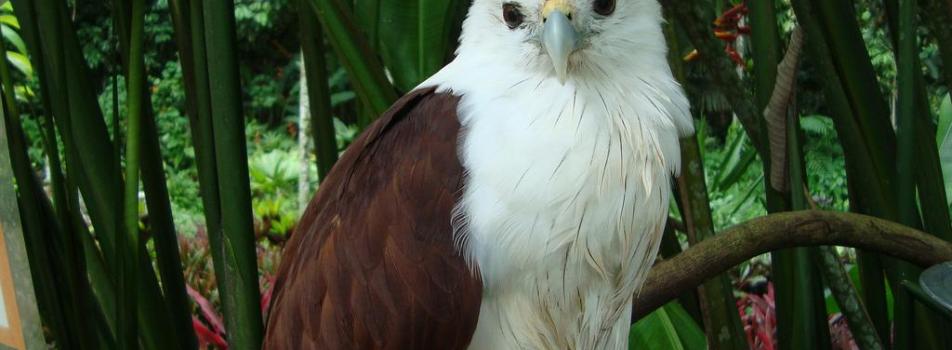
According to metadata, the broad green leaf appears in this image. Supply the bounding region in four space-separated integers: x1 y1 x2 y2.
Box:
330 90 355 106
0 15 19 30
375 0 465 92
936 94 952 205
2 26 26 55
800 115 836 136
6 51 31 76
630 302 706 350
354 0 381 48
666 302 707 348
203 0 266 346
715 128 756 191
308 0 397 116
848 264 895 321
726 176 761 218
298 0 338 179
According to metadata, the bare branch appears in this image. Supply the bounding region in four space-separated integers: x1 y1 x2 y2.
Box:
634 210 952 319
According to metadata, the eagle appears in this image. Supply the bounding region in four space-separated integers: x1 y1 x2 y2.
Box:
264 0 693 348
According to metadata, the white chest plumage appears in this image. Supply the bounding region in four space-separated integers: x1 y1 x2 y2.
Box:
421 51 689 348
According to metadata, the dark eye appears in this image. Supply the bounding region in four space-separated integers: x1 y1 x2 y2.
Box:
503 3 524 29
593 0 616 16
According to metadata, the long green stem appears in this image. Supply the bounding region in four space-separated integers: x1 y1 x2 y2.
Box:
10 0 112 347
0 36 77 348
789 0 894 343
308 0 397 116
298 0 339 179
676 134 748 350
817 246 884 350
892 0 937 348
785 100 831 350
202 0 265 347
119 0 146 346
172 0 229 290
663 9 747 348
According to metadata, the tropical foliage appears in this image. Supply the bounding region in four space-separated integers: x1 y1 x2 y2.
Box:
1 0 950 349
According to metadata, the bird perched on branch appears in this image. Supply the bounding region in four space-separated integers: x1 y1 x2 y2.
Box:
264 0 692 348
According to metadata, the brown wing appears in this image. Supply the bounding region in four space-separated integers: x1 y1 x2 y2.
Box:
263 88 482 350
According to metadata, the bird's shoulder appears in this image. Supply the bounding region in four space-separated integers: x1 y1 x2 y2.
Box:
263 87 482 350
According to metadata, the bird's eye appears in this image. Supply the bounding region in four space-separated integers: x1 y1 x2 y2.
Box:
502 3 524 29
593 0 616 16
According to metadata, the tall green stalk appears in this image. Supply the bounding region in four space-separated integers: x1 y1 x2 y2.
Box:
102 0 196 345
202 0 265 347
663 9 747 349
140 104 197 350
0 40 78 348
8 0 116 347
36 0 124 262
751 3 830 346
748 1 780 111
116 0 194 347
118 0 146 346
308 0 397 116
786 103 832 350
298 0 339 179
894 2 919 348
169 0 229 298
676 134 748 350
6 0 191 347
661 20 704 326
889 0 951 348
790 0 895 343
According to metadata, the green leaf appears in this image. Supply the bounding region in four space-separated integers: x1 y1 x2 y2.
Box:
790 0 895 342
936 94 952 204
375 0 464 92
799 115 836 136
5 51 31 77
298 0 338 179
630 302 707 350
117 0 147 346
202 0 266 346
676 131 748 350
0 14 19 30
665 11 747 349
2 26 26 55
308 0 397 116
715 130 756 191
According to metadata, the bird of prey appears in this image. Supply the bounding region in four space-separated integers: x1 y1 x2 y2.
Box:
264 0 693 348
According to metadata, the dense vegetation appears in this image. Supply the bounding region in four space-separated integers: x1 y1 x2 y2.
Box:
1 0 951 349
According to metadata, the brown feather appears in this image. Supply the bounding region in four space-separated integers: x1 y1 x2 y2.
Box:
263 88 482 350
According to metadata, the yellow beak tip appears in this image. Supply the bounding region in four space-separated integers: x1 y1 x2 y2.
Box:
542 0 573 19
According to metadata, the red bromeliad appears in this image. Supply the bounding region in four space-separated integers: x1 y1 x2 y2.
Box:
738 282 776 350
189 278 275 349
684 2 750 66
736 282 860 350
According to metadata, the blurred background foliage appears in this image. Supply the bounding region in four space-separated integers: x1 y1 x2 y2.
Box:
1 0 951 349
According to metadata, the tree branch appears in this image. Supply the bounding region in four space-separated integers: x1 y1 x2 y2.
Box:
634 210 952 319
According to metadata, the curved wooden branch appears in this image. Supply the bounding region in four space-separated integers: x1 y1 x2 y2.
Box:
634 210 952 319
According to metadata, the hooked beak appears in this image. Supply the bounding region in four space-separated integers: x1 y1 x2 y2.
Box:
542 5 579 85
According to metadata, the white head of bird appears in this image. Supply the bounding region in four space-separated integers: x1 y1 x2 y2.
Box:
420 0 693 349
447 0 691 91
